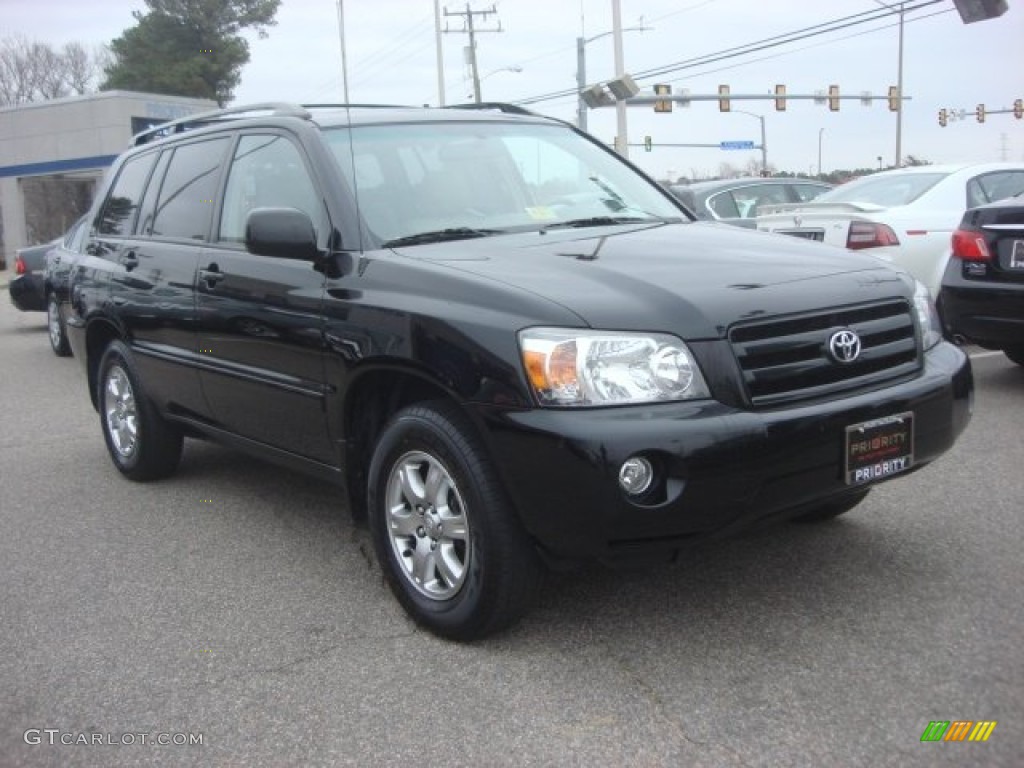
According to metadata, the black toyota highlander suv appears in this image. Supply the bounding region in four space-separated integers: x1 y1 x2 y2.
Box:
66 103 972 640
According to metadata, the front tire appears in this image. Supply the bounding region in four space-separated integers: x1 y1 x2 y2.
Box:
367 401 542 641
47 294 71 356
97 340 183 481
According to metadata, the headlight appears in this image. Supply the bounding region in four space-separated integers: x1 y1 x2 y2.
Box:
912 280 942 351
519 328 710 406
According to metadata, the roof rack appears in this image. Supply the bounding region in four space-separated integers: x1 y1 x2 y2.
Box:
443 102 537 117
132 102 312 146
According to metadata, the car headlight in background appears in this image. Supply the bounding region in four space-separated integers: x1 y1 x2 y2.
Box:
519 328 710 406
912 280 942 351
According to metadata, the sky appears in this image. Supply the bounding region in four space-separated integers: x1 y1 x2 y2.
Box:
4 0 1023 180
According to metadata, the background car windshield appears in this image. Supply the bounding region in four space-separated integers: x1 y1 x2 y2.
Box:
816 172 948 207
324 121 683 243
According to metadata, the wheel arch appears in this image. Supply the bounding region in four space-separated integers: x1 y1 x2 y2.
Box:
84 318 125 410
341 365 484 522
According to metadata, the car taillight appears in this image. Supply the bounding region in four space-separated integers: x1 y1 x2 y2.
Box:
846 221 900 250
950 228 991 261
14 255 26 275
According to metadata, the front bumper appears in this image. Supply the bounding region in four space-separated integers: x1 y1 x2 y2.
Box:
479 341 972 562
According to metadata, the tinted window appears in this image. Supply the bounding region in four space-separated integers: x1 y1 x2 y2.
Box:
98 152 158 236
966 171 1024 208
151 138 229 240
219 134 320 243
705 191 740 219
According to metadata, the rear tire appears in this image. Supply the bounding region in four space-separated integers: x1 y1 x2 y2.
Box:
792 489 870 523
1004 348 1024 366
97 340 183 481
47 294 71 357
367 401 542 641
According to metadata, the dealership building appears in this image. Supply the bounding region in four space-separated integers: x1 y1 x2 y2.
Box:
0 91 215 267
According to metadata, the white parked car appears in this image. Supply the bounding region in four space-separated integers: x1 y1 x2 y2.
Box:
756 163 1024 297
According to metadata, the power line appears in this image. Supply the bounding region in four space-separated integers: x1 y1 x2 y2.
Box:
515 0 943 107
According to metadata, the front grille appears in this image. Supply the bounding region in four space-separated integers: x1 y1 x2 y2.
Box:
729 300 920 406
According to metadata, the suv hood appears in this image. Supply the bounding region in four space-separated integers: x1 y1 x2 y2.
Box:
394 222 912 338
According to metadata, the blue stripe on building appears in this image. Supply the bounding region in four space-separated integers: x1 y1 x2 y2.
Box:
0 155 119 178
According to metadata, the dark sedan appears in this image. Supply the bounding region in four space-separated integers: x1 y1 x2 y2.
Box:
43 216 88 356
8 241 54 313
937 194 1024 366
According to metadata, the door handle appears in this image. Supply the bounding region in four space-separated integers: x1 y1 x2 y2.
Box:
199 263 224 287
122 250 138 271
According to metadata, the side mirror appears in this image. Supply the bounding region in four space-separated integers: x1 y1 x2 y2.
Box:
245 207 319 261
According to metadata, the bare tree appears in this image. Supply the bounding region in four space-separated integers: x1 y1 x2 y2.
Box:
0 36 106 106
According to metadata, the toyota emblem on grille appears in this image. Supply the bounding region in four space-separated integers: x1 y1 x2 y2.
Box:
828 329 861 363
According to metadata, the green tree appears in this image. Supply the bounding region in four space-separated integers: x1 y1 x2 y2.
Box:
101 0 281 106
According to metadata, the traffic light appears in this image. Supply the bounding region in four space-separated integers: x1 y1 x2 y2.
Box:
644 135 652 152
938 109 948 127
828 85 840 111
653 83 672 113
774 84 786 111
888 86 900 111
718 84 730 112
976 103 985 123
1014 98 1023 119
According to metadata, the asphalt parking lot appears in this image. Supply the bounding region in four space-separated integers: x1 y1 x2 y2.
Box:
1 293 1021 768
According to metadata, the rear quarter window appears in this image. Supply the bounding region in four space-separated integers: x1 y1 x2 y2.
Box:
97 152 158 236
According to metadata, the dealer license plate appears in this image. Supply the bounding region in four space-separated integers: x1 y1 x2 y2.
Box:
844 412 914 486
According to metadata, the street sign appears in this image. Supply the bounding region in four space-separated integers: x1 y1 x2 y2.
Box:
720 140 755 150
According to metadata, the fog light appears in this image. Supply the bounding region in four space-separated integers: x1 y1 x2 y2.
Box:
619 456 654 495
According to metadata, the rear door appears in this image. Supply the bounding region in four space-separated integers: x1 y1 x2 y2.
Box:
108 136 231 419
195 131 332 462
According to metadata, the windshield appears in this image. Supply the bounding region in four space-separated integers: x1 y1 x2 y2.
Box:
815 172 949 207
323 120 685 246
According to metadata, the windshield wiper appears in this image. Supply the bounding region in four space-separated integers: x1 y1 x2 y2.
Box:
382 227 502 248
542 216 662 231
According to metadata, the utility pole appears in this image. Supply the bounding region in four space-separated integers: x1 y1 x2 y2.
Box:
444 4 502 103
434 0 445 106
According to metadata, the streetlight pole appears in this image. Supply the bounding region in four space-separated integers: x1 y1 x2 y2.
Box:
477 66 522 101
732 109 767 173
612 0 627 156
336 0 350 102
576 24 648 133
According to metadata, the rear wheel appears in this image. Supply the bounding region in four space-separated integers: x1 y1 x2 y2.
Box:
47 294 71 356
1004 348 1024 366
97 340 183 481
792 489 870 523
368 401 542 641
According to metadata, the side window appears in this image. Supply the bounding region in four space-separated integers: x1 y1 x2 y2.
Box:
732 184 789 218
792 183 830 202
219 134 320 244
150 138 229 240
97 152 158 236
64 218 87 250
706 191 739 219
